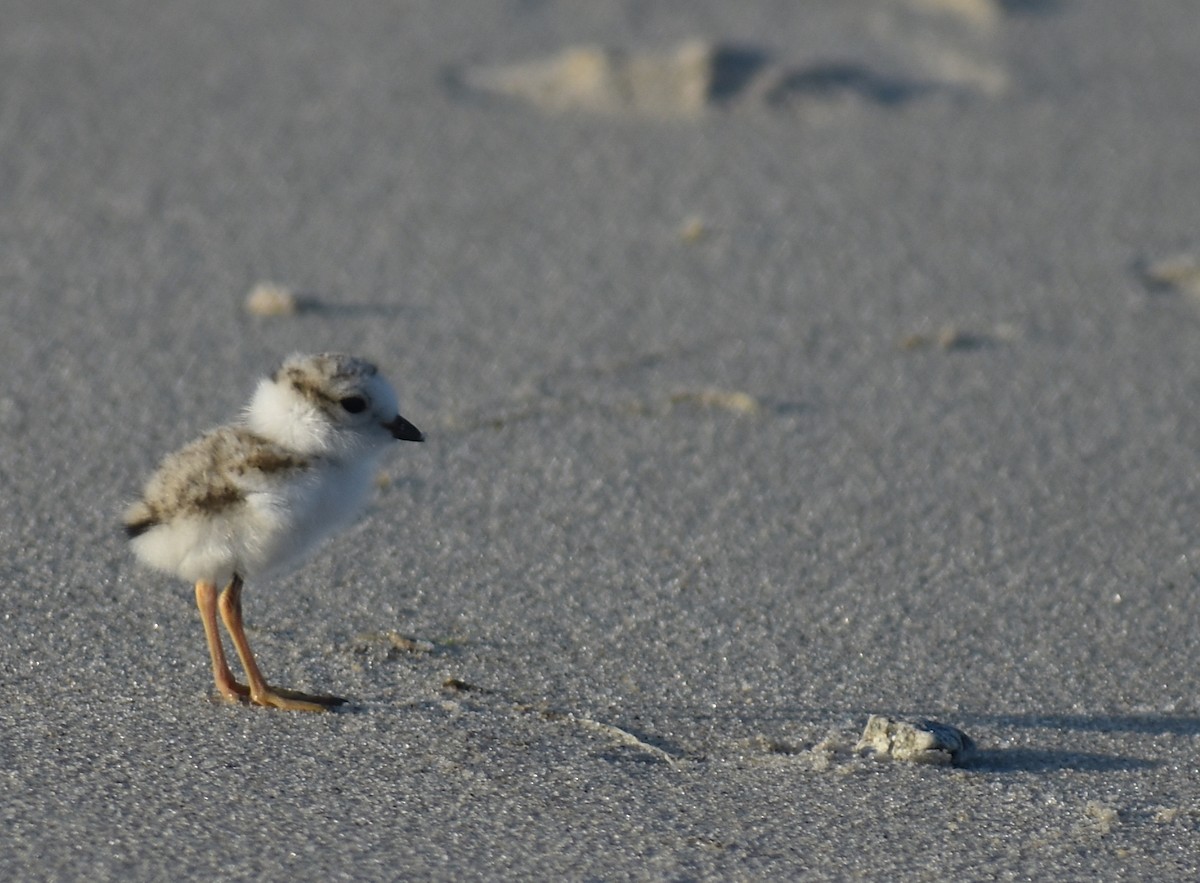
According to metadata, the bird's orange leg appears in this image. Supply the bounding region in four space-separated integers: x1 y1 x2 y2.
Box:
216 574 346 712
194 580 250 702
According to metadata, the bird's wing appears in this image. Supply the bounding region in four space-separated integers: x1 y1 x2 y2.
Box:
123 427 313 536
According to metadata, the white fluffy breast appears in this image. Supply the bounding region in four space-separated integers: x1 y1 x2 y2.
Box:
249 453 381 578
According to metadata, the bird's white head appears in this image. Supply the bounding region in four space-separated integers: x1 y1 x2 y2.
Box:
246 353 424 458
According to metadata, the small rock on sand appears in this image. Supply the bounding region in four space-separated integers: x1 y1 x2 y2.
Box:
856 714 976 765
1138 255 1200 299
245 282 299 317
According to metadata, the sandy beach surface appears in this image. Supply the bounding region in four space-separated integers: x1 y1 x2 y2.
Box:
4 0 1200 877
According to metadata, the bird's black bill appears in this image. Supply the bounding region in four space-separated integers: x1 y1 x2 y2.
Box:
385 414 425 442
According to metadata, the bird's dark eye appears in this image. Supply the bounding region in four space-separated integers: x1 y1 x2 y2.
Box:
340 396 367 414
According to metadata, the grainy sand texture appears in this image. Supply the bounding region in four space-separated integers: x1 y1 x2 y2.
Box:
4 0 1200 878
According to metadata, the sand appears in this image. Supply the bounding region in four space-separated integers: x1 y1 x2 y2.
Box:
4 0 1200 877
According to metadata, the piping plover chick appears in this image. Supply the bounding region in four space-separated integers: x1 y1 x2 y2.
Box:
123 353 424 712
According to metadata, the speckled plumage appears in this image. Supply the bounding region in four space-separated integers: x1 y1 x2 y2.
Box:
123 426 311 535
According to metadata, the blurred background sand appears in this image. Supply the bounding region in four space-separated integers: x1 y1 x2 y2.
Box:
4 1 1200 877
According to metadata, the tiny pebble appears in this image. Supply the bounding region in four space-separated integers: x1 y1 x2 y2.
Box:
245 282 298 317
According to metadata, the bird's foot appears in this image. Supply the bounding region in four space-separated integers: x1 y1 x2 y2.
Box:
209 680 345 712
250 685 348 713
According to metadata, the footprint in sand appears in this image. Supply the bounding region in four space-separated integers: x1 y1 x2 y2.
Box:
452 1 1059 119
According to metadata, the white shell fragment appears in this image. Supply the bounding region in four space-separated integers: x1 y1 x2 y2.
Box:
855 715 976 765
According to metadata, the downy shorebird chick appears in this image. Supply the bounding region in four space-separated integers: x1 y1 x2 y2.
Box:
123 353 424 712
